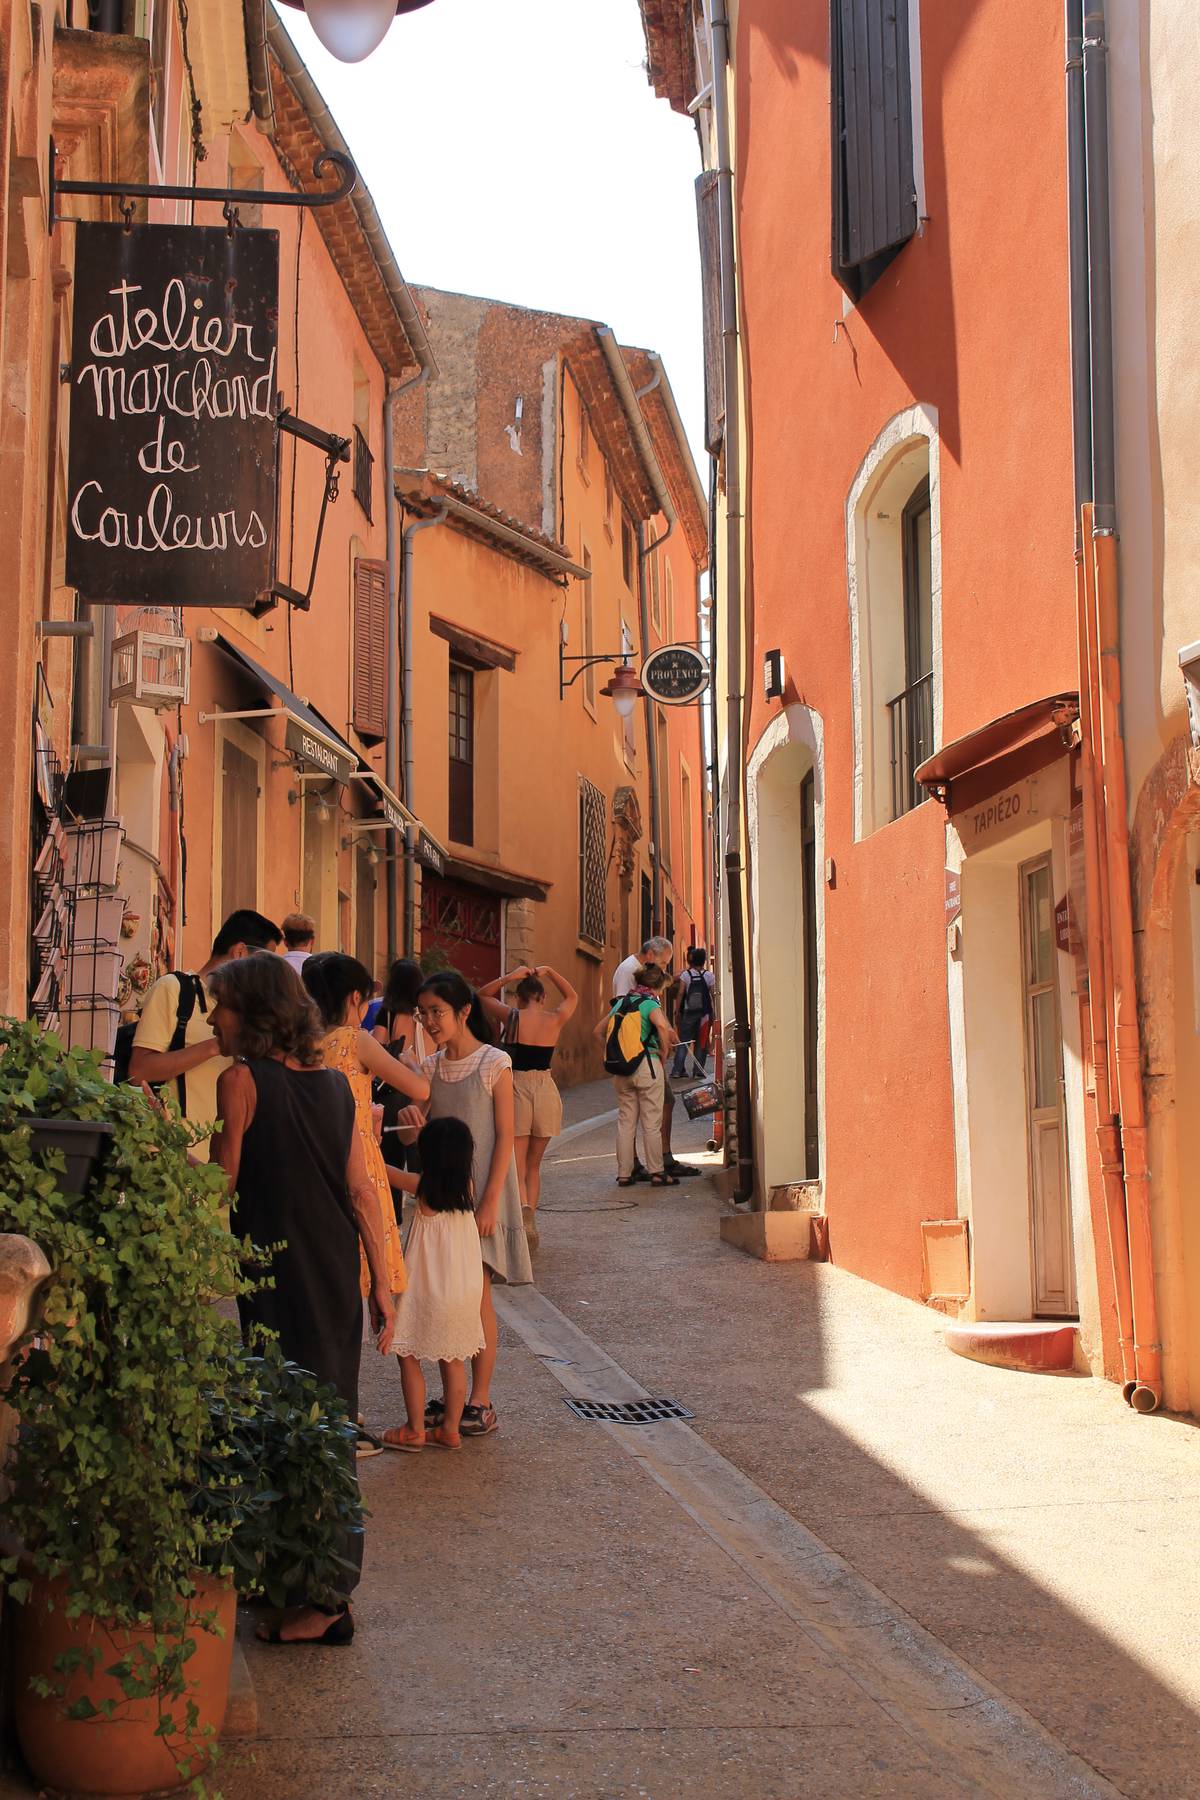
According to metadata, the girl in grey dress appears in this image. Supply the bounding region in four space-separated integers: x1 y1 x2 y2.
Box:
413 971 532 1437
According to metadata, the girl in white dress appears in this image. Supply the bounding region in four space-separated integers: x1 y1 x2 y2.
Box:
382 1116 485 1452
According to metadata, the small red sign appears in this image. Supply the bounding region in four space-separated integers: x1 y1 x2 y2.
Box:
944 869 961 924
1054 895 1072 955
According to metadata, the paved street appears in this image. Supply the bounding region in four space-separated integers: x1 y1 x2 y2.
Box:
222 1089 1200 1800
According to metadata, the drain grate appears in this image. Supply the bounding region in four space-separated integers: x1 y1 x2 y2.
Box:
564 1396 693 1425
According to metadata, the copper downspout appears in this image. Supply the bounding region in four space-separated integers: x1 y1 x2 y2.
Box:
1089 516 1162 1410
1076 531 1135 1390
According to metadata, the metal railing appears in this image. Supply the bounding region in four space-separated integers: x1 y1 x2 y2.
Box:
353 425 373 520
887 670 934 819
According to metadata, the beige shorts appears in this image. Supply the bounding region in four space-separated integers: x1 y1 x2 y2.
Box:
512 1068 563 1139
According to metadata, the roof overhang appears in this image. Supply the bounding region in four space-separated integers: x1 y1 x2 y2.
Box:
395 472 591 583
206 632 359 783
916 694 1080 812
351 767 449 870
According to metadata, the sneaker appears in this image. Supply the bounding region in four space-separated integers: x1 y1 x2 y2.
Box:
460 1403 498 1437
356 1431 384 1459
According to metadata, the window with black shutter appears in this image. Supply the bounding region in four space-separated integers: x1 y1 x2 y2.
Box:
695 170 725 453
831 0 918 301
448 663 475 846
352 556 388 742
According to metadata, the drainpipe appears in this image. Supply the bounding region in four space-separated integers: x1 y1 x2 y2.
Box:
637 517 666 933
708 0 755 1205
400 500 448 956
1072 1 1161 1410
1065 0 1136 1392
383 366 430 957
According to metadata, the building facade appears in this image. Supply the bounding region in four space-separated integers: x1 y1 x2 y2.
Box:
641 0 1200 1413
393 289 711 1083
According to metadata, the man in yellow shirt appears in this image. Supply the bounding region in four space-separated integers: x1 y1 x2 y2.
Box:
129 909 281 1158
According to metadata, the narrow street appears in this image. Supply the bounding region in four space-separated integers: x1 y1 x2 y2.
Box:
226 1095 1200 1800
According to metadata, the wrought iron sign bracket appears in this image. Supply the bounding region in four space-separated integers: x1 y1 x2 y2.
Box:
47 140 357 232
559 646 637 700
262 410 351 616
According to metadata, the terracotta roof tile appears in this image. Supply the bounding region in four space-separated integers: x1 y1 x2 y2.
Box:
639 0 697 116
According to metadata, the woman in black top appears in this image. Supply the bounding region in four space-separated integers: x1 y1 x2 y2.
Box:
477 963 578 1250
207 953 394 1647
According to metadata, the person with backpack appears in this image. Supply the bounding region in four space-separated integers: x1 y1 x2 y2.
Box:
595 964 679 1188
671 946 716 1078
126 908 282 1160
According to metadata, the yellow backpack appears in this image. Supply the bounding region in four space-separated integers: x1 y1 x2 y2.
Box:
603 995 653 1077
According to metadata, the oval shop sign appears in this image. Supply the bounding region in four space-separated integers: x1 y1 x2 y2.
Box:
640 643 710 705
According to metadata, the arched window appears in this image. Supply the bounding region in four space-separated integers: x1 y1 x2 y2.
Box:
845 406 942 837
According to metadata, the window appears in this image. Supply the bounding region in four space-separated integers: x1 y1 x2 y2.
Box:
680 760 694 907
449 663 474 845
578 776 607 946
604 463 615 537
353 427 374 520
219 736 260 921
582 545 596 711
831 0 918 301
620 619 637 766
577 400 590 482
352 556 387 741
845 406 940 837
889 476 933 818
621 513 636 590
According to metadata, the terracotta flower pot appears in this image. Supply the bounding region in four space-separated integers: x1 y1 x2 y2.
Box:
12 1573 236 1796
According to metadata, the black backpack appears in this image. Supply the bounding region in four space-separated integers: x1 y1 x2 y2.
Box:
678 969 713 1029
112 973 205 1111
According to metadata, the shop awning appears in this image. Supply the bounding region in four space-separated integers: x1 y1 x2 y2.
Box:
916 693 1079 811
351 768 449 875
207 634 358 785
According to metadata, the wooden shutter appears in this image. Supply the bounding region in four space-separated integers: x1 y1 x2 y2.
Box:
695 170 725 453
352 556 388 741
832 0 917 297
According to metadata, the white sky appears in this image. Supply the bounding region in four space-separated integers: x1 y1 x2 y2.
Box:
277 1 706 473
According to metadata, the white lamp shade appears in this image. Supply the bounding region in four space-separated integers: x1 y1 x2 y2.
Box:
612 687 639 720
303 0 397 62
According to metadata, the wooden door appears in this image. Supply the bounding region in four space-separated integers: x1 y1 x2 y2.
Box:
1021 856 1077 1316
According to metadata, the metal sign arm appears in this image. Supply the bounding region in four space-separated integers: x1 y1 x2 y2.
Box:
267 410 351 614
48 144 356 231
559 644 637 699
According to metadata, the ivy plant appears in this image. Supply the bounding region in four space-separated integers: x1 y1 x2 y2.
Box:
0 1019 245 1792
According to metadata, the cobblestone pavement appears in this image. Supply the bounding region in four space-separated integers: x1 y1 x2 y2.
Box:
23 1089 1196 1800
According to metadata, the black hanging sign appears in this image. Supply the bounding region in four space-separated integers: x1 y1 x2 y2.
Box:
641 643 710 705
66 221 279 609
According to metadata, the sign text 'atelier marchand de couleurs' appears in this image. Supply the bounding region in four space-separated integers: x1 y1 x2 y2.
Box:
66 222 280 610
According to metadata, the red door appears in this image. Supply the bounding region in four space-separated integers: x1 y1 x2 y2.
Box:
420 874 501 988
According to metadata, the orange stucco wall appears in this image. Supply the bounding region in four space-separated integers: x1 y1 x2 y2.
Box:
735 1 1078 1298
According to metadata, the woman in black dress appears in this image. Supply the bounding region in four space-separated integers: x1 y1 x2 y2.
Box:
207 953 394 1646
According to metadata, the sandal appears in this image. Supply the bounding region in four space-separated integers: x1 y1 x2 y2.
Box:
258 1607 354 1648
616 1177 635 1188
380 1427 424 1454
649 1173 679 1187
459 1402 498 1437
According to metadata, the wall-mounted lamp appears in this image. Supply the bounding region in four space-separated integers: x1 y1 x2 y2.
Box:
559 621 646 716
276 0 437 63
764 648 787 701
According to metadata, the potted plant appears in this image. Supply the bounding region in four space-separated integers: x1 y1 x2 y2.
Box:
197 1342 365 1612
0 1021 116 1196
0 1019 244 1796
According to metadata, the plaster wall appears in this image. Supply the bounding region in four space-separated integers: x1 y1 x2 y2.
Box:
729 0 1078 1299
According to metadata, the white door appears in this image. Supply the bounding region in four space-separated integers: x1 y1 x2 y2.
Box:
1021 856 1077 1316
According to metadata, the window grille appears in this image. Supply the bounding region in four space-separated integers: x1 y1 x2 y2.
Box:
887 670 933 819
578 777 607 946
353 424 374 521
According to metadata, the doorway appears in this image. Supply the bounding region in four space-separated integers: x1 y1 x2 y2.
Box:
1021 855 1076 1317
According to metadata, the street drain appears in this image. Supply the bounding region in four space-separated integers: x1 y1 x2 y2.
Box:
563 1397 694 1424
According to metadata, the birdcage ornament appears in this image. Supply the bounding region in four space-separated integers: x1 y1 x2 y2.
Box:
109 607 191 709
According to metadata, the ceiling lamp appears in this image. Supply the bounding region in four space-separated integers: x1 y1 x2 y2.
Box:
277 0 437 64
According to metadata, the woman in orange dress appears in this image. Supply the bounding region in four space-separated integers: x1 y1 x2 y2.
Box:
301 953 430 1301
